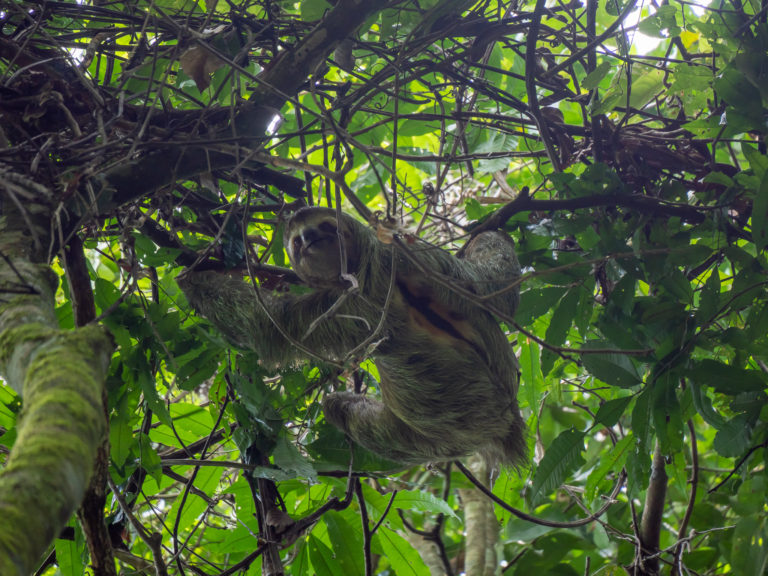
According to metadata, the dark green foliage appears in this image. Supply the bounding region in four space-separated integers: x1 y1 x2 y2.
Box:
3 0 768 573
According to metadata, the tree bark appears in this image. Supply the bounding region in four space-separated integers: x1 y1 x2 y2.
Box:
638 443 667 575
64 236 117 576
405 531 448 576
0 181 114 575
82 0 391 223
459 455 499 576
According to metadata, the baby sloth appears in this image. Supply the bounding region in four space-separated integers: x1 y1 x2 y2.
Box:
178 207 525 466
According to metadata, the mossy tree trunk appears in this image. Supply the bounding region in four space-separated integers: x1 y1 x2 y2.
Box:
459 455 499 576
0 181 114 576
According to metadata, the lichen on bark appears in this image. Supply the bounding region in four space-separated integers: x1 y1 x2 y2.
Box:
0 202 114 574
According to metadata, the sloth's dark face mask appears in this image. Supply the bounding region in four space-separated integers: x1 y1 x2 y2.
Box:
285 208 361 289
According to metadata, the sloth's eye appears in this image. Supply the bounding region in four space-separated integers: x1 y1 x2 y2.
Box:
292 236 303 256
318 221 337 234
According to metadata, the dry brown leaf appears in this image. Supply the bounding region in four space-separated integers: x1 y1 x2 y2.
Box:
179 45 225 91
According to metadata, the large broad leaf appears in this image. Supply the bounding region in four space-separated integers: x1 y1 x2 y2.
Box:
307 534 337 576
594 396 633 428
392 490 459 520
713 414 753 457
585 433 634 501
687 360 767 394
542 288 581 375
631 387 652 453
306 422 403 472
519 336 544 412
55 525 85 576
581 345 643 388
361 483 405 531
731 515 768 575
753 172 768 252
629 69 665 110
582 61 613 90
273 436 317 481
695 268 722 325
690 381 726 429
375 527 430 575
300 0 332 21
528 429 586 507
516 287 568 326
324 510 365 576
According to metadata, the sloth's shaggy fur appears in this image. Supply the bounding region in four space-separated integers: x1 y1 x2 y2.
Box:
179 207 525 466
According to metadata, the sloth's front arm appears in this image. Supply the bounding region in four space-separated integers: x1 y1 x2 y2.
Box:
178 270 376 366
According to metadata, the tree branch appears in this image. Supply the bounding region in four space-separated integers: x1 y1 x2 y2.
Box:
472 187 708 238
638 442 667 574
63 235 116 576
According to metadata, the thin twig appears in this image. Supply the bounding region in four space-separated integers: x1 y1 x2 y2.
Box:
672 419 699 576
455 460 624 528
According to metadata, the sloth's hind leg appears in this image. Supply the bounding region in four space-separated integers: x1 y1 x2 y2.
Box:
323 391 445 464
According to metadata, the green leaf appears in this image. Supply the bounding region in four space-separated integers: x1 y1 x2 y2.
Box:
702 171 736 187
581 347 642 388
586 433 634 501
743 143 768 179
393 490 459 520
591 90 625 115
746 302 768 341
716 71 765 129
55 536 84 576
652 375 684 452
324 511 365 575
661 268 693 303
582 62 613 90
516 287 568 325
137 433 163 483
595 396 633 428
361 484 404 531
713 414 752 457
545 288 580 347
273 436 317 480
94 277 121 313
626 446 651 497
542 288 580 374
529 429 586 507
605 0 631 16
465 197 489 221
519 336 544 412
687 360 767 394
753 172 768 252
308 534 337 576
133 233 182 266
631 387 652 453
136 357 172 427
376 527 430 574
731 515 768 576
175 347 221 391
629 69 665 109
306 421 402 472
690 381 726 429
216 523 263 555
637 5 681 38
685 548 720 571
109 412 135 468
695 269 721 324
300 0 332 21
169 402 215 436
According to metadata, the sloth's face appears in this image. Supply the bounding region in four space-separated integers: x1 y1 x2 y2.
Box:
285 208 359 288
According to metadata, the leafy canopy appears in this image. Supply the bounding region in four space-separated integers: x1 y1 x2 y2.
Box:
1 0 768 574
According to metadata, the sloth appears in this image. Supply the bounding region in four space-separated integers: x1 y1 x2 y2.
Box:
178 207 526 466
